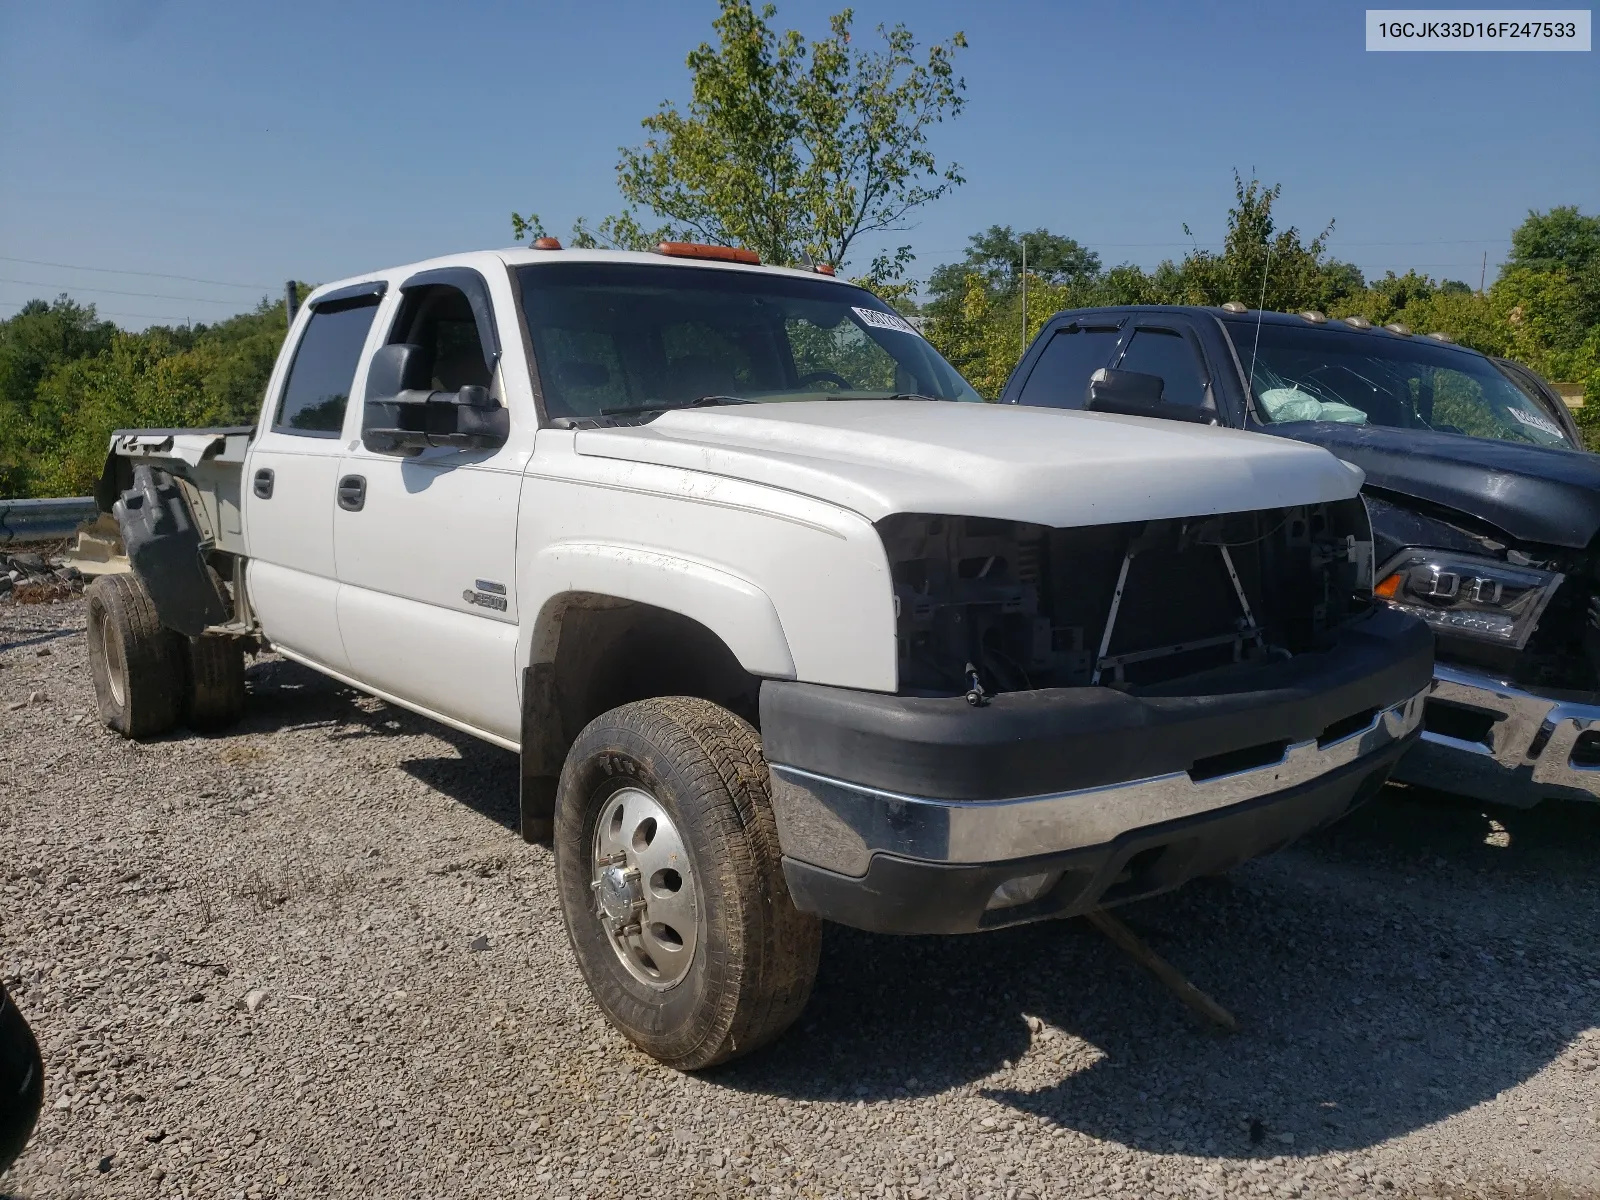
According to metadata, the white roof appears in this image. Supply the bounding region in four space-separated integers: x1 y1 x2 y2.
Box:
305 246 854 305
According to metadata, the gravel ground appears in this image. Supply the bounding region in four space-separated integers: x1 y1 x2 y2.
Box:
2 595 1597 1200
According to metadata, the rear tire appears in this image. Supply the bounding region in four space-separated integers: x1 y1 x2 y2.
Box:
553 696 821 1069
176 633 246 731
86 574 181 739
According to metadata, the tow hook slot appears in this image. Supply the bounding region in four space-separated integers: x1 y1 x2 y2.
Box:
1187 739 1289 782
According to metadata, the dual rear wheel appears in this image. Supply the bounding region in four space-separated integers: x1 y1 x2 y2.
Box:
86 574 246 738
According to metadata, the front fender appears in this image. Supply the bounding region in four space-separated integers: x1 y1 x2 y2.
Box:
524 542 796 679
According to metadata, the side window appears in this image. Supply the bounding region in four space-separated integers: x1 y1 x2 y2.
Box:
274 297 381 435
1116 328 1208 407
390 285 493 392
1015 326 1120 409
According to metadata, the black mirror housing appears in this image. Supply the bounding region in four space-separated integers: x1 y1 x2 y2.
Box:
1085 368 1213 424
363 347 509 455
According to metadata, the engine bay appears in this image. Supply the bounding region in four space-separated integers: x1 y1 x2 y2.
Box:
879 502 1374 696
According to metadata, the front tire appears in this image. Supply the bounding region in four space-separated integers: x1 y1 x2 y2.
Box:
553 697 821 1069
86 574 182 739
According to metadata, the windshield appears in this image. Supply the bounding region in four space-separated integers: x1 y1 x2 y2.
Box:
516 261 981 420
1224 320 1573 449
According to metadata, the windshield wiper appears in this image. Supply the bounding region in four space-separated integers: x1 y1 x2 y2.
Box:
600 395 756 417
881 392 946 402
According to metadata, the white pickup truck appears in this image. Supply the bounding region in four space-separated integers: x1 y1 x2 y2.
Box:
85 243 1432 1068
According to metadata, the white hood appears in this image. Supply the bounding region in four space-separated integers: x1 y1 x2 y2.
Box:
573 400 1364 526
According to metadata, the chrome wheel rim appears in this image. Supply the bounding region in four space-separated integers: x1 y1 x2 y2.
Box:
100 615 126 708
590 786 699 989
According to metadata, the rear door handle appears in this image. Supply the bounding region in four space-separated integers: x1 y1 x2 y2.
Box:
337 475 367 512
253 468 274 499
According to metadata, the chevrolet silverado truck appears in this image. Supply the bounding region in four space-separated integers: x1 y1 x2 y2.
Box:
1003 304 1600 808
84 247 1430 1068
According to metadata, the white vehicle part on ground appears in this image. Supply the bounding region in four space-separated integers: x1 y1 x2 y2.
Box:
573 399 1367 528
519 431 896 692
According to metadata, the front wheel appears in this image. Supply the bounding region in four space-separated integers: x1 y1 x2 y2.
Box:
553 697 821 1069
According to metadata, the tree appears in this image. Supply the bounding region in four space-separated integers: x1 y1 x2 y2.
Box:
1508 205 1600 278
514 0 968 287
927 225 1099 301
0 294 292 497
0 297 116 494
1162 173 1362 313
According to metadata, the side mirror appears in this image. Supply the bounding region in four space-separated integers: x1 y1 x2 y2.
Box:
363 344 509 455
1085 368 1212 424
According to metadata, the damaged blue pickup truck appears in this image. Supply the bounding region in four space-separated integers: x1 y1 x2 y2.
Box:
1004 305 1600 807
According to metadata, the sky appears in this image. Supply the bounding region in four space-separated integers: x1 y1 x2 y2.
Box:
1 0 1595 329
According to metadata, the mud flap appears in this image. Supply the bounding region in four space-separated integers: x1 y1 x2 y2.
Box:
520 663 564 842
114 464 228 637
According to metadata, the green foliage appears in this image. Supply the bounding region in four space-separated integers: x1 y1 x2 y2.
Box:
924 188 1599 427
1163 174 1362 314
514 0 968 288
0 296 291 498
0 297 116 494
926 224 1098 303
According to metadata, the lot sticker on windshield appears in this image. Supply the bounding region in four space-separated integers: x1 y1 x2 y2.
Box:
1506 407 1564 438
853 306 920 337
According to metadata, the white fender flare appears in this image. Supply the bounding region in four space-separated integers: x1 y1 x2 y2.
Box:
523 541 797 679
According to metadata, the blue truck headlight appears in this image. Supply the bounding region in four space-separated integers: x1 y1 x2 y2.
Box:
1374 550 1562 649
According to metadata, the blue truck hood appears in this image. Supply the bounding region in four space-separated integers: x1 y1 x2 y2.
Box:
1264 421 1600 549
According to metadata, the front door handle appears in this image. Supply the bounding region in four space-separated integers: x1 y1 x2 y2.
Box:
337 474 367 512
253 468 274 499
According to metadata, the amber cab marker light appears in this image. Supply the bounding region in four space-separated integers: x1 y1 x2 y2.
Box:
656 241 761 266
1375 574 1403 600
532 236 563 250
813 263 836 276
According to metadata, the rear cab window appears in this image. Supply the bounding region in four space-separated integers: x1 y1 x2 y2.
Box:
274 294 383 436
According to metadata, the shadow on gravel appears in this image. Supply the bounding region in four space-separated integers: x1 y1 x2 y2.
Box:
713 786 1600 1160
0 625 84 654
233 658 522 833
1314 781 1600 883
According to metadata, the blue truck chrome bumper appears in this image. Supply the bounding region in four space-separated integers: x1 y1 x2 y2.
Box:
1393 663 1600 807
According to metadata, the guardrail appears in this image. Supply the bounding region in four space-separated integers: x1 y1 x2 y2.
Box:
0 497 99 546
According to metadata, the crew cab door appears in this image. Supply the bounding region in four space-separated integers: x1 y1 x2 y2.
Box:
331 266 532 744
242 282 386 670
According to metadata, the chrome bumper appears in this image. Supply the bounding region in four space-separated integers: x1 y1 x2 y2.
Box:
770 690 1425 877
1393 663 1600 806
